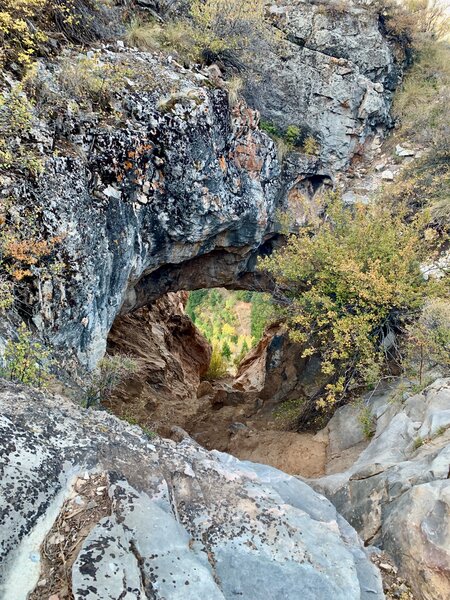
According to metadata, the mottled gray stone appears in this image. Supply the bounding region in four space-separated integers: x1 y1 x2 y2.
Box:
0 381 384 600
313 378 450 600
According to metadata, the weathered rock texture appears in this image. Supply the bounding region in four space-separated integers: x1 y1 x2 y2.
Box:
313 378 450 600
234 324 327 423
0 0 408 369
247 0 408 174
1 46 280 369
0 381 384 600
106 292 211 436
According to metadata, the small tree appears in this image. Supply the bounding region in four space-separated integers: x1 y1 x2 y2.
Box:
407 299 450 383
83 354 139 408
221 340 231 360
0 323 52 388
204 342 228 380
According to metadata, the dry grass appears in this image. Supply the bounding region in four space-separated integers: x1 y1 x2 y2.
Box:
125 18 162 51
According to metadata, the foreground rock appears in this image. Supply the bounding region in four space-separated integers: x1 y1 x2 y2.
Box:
0 380 384 599
313 378 450 600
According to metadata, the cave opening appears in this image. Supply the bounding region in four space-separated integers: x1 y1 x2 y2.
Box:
104 286 329 480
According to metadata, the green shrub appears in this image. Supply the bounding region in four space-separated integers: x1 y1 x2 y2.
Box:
393 41 450 148
407 298 450 382
250 293 272 343
125 17 161 51
58 55 131 110
83 354 139 408
260 192 441 411
189 0 268 58
0 323 52 388
359 405 375 439
204 342 228 380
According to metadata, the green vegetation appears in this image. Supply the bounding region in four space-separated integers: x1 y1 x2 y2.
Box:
389 39 450 236
204 342 228 380
413 436 424 450
359 405 375 439
124 0 273 65
273 397 305 428
261 192 448 413
406 299 450 383
259 120 321 157
0 83 43 175
186 289 272 374
57 54 133 112
0 195 63 311
0 0 111 71
250 292 272 341
0 323 52 388
82 354 139 408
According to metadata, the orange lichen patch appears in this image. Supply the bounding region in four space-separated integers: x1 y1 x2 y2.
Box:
234 137 264 178
218 155 227 173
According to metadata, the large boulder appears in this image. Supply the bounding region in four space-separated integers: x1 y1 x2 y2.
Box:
313 378 450 600
0 380 384 599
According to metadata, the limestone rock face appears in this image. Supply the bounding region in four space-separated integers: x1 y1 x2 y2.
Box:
313 378 450 600
234 325 326 422
247 0 408 173
1 47 280 369
0 1 408 370
0 381 384 600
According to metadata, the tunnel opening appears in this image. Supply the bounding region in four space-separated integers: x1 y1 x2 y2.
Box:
105 287 330 480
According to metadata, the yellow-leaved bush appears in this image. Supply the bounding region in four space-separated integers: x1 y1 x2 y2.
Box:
260 193 448 411
0 0 47 67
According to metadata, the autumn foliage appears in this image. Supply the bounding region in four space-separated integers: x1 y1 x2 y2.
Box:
261 193 447 414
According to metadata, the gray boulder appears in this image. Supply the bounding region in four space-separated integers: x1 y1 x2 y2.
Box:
0 380 384 599
313 378 450 600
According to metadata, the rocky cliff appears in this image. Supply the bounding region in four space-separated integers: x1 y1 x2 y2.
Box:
0 0 408 370
313 378 450 600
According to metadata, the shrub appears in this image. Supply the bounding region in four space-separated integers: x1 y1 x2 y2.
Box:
407 298 450 382
0 323 52 387
303 135 321 156
393 41 450 148
379 0 449 44
359 405 375 439
0 0 47 68
58 55 131 110
189 0 268 58
82 354 139 408
0 84 44 175
0 196 63 310
125 17 161 51
204 342 228 380
157 0 275 65
250 292 272 343
0 0 111 70
260 193 439 411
